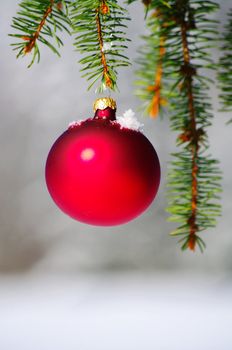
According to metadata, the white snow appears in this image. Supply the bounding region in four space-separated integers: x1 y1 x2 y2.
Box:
0 273 232 350
68 110 143 132
68 120 84 129
116 109 144 131
102 42 113 52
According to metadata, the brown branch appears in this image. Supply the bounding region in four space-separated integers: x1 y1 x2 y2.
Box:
96 3 112 88
147 35 167 118
23 0 54 54
142 0 152 5
101 0 110 15
146 9 169 118
180 20 199 251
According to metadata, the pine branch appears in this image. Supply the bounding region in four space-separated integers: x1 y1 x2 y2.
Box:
179 17 199 250
146 19 167 117
218 8 232 122
131 0 222 251
167 0 221 251
70 0 131 92
10 0 71 67
96 5 112 88
130 1 174 117
23 0 55 54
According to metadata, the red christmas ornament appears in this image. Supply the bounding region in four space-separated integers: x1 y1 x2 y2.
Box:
45 98 160 226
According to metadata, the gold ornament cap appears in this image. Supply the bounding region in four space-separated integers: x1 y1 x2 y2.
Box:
93 97 117 112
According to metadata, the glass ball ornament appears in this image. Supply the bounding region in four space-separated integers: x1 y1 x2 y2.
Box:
45 97 160 226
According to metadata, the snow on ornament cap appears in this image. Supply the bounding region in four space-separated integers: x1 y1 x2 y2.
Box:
93 97 117 112
116 109 144 132
69 98 143 132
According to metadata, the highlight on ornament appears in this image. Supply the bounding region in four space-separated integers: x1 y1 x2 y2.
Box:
45 97 160 226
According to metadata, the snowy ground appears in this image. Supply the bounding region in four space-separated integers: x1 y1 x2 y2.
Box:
0 272 232 350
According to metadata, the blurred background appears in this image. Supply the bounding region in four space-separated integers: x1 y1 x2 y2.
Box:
0 1 232 349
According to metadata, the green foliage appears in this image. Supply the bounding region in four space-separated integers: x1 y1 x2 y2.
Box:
167 86 222 251
218 8 232 122
10 0 130 91
133 1 173 117
133 0 219 116
70 0 131 92
10 0 71 67
166 0 221 251
132 0 221 251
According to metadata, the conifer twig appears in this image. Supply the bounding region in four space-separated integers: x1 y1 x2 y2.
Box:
129 0 222 251
96 4 112 88
218 8 232 122
23 0 55 54
179 19 199 251
167 1 221 252
71 0 130 92
10 0 71 67
147 30 166 117
131 1 171 117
